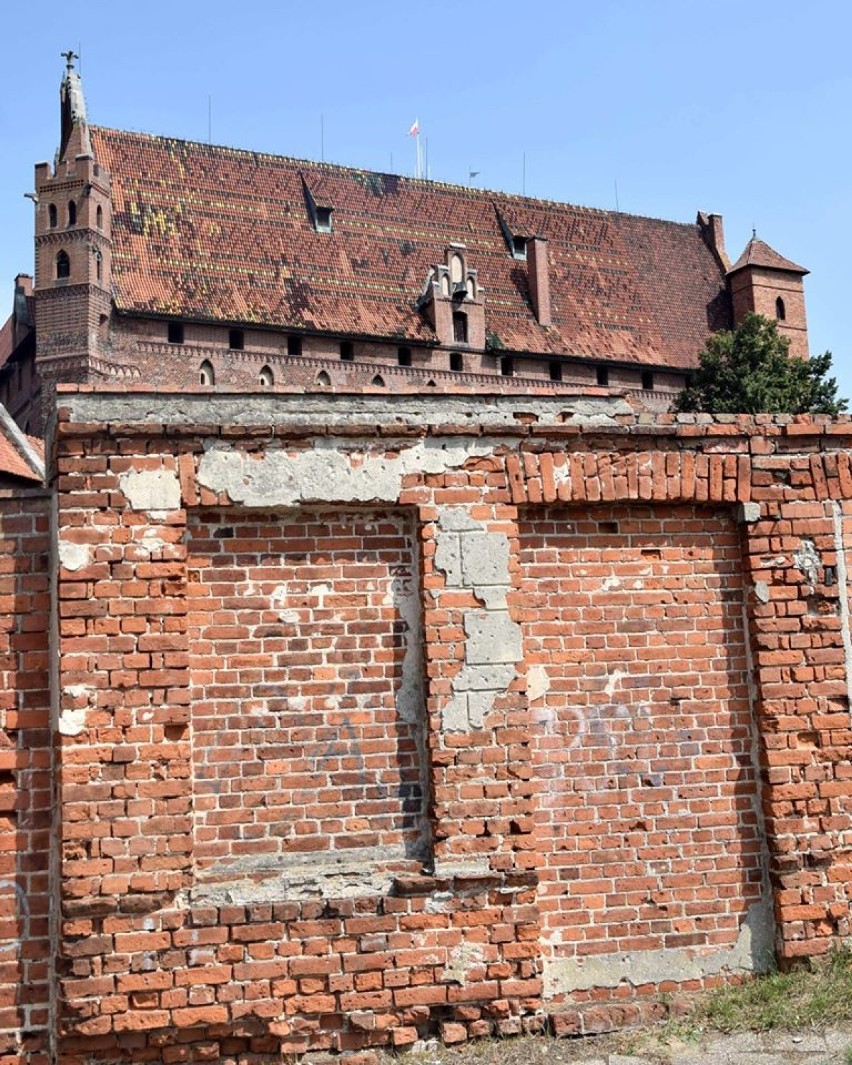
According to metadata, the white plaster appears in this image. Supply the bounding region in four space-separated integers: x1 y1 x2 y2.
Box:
441 942 485 986
58 541 90 572
196 437 492 508
754 580 770 603
737 502 761 524
527 664 551 703
793 538 821 586
543 897 774 997
604 669 628 698
58 706 87 737
119 468 181 513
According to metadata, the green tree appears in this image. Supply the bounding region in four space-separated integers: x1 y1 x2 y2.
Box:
674 313 847 415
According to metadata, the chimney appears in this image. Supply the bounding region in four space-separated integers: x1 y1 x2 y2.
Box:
14 274 33 298
527 236 551 327
697 211 730 271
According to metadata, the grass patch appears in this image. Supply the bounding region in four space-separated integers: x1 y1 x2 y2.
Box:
685 947 852 1032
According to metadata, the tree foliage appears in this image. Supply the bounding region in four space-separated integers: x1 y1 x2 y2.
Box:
674 313 847 415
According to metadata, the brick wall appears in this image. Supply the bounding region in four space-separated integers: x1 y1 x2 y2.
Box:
186 507 429 874
519 504 765 1000
0 490 51 1064
7 390 852 1061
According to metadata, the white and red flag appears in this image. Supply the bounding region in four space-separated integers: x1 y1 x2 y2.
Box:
408 118 420 137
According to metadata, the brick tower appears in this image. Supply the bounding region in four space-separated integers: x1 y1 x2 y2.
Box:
727 233 809 359
33 52 112 414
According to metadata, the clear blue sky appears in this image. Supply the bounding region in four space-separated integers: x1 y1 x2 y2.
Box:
3 0 850 399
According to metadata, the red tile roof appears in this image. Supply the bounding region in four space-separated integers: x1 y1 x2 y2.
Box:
0 419 42 482
90 127 731 370
728 236 808 276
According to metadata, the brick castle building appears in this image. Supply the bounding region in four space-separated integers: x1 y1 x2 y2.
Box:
0 56 811 434
1 57 849 1065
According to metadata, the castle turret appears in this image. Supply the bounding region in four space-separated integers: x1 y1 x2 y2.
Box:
727 234 809 359
33 52 112 406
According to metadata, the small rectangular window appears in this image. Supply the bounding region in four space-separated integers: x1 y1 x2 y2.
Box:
450 352 463 372
641 370 654 391
512 236 527 260
596 365 609 387
397 346 412 367
340 341 354 362
287 334 302 357
500 356 514 377
549 361 563 382
229 328 244 350
452 312 468 344
315 207 333 233
168 322 184 344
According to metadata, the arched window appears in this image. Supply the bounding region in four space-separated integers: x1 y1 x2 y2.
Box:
259 366 274 388
68 201 77 226
96 205 103 230
466 276 476 300
452 311 468 344
55 250 70 279
94 249 102 282
199 359 215 386
450 253 463 284
440 274 451 298
48 204 57 229
775 296 786 321
317 370 331 387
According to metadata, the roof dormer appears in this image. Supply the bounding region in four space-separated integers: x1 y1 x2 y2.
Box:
415 244 484 349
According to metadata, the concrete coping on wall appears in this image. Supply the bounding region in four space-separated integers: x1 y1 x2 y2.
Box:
55 387 852 439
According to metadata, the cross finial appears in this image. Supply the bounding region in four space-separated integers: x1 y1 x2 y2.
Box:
752 226 757 240
61 50 79 72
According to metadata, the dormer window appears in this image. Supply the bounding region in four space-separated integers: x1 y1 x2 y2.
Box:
512 236 528 260
315 206 333 233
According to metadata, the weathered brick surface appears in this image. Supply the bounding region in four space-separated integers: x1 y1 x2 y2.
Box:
9 398 852 1060
519 505 763 997
186 508 428 870
0 490 51 1064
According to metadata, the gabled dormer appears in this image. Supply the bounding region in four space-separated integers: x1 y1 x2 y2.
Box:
415 245 485 349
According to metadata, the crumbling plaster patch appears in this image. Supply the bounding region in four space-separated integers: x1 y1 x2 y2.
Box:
544 897 774 996
119 468 181 514
434 507 523 732
58 541 90 573
197 438 493 508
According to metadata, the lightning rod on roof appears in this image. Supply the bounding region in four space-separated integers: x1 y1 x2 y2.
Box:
522 153 526 196
321 115 325 163
614 179 620 213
